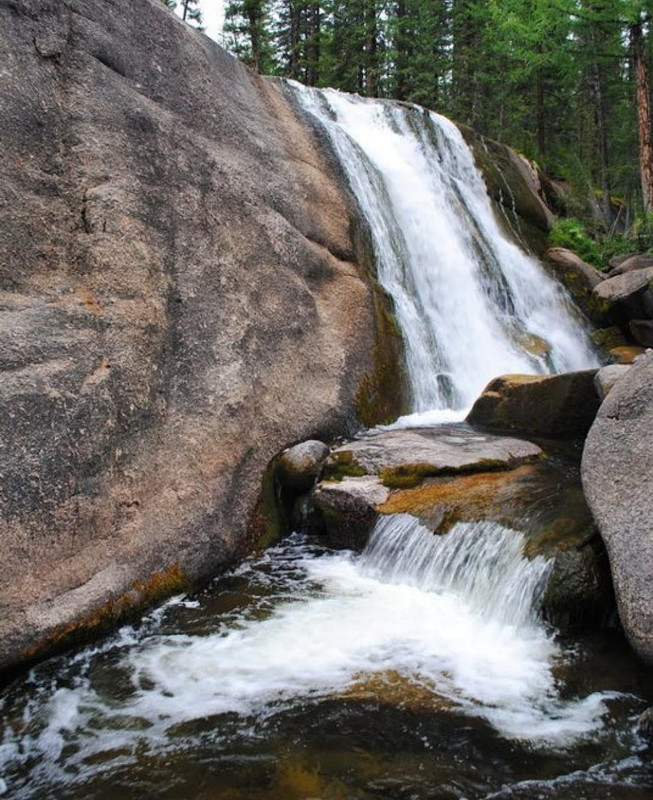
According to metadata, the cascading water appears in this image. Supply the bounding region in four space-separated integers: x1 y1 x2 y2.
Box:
1 88 649 800
288 83 599 421
0 518 631 800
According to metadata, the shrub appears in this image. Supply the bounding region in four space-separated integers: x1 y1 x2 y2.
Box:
548 218 601 267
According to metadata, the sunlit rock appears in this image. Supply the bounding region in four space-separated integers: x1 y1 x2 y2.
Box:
467 370 600 438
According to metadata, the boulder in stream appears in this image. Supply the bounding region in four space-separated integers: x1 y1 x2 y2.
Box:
278 440 330 491
466 370 600 438
310 425 614 632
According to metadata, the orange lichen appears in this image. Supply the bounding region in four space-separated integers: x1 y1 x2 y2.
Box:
379 465 537 532
20 563 188 663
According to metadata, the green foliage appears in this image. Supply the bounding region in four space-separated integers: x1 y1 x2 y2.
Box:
221 0 653 215
549 218 601 267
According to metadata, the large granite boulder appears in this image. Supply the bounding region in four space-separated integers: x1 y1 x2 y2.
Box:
591 267 653 324
0 0 403 671
466 370 601 438
582 350 653 664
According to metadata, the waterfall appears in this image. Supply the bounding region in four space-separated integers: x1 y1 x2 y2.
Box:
288 83 598 421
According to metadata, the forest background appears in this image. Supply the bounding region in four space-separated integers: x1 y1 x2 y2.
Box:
166 1 653 260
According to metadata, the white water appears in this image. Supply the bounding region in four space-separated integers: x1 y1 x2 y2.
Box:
289 84 598 424
0 522 612 787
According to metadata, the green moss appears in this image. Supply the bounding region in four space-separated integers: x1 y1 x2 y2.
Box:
324 463 368 481
380 463 441 489
249 460 288 551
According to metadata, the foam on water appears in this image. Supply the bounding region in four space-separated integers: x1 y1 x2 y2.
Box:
0 521 617 797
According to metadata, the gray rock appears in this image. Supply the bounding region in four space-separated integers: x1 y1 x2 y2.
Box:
582 350 653 664
608 252 637 270
0 0 399 670
278 440 330 491
326 426 542 480
592 267 653 323
606 253 653 278
594 364 631 400
541 541 615 631
544 247 604 319
467 370 600 438
313 477 389 549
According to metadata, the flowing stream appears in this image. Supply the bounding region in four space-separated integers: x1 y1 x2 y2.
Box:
1 91 650 798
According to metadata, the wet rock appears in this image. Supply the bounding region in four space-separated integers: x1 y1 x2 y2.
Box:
313 426 541 549
313 477 389 549
458 125 554 253
594 364 631 401
591 267 653 324
467 371 600 438
629 319 653 348
582 349 653 664
290 492 325 537
544 247 604 318
541 540 616 631
278 440 330 492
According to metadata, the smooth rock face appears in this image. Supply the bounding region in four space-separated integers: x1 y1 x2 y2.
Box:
594 364 631 400
592 267 653 324
467 371 600 437
0 0 387 669
544 247 604 319
582 350 653 664
327 427 542 477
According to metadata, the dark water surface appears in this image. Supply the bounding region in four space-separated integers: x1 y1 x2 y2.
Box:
1 532 652 800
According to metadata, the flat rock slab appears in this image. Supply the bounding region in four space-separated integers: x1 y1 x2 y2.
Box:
582 349 653 664
327 425 542 480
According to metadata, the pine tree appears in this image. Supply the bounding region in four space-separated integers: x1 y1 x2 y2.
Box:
224 1 272 72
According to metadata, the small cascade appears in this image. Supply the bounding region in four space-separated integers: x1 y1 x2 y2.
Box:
288 83 598 419
362 514 552 628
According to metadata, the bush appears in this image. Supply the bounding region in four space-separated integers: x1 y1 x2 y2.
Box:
548 218 602 267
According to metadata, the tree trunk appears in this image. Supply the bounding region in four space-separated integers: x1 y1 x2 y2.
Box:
631 19 653 213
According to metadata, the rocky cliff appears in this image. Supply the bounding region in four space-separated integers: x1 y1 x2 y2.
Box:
0 0 403 671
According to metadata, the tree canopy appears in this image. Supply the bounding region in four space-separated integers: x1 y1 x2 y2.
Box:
222 0 653 221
